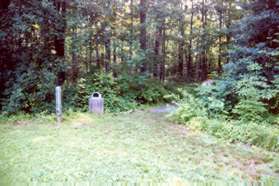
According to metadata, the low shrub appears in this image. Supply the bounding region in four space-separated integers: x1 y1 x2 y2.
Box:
137 79 170 103
62 73 173 113
170 86 279 152
182 117 279 152
63 73 138 113
192 62 278 122
2 67 56 114
0 113 32 123
196 84 227 117
117 74 172 104
169 91 206 123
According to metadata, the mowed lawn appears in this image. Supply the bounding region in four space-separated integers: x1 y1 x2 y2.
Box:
0 110 278 185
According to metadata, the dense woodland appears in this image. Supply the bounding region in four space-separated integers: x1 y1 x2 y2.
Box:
0 0 278 116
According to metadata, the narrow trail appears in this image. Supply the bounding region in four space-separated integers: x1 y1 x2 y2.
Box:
149 104 178 114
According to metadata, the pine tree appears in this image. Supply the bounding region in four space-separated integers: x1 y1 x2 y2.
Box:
230 0 279 81
221 0 279 116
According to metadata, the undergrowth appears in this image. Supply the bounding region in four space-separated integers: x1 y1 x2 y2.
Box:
170 85 279 152
1 73 176 114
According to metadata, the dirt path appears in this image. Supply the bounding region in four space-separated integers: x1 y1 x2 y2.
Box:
149 104 178 113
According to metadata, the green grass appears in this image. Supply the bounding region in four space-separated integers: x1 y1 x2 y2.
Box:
0 110 279 185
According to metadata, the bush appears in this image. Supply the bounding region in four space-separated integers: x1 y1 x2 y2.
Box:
232 99 268 122
170 84 227 123
1 69 177 114
170 91 206 123
184 117 279 152
230 63 272 121
64 73 138 113
196 83 227 117
137 79 170 103
117 74 172 104
2 67 56 114
63 73 174 113
193 62 277 122
171 83 279 152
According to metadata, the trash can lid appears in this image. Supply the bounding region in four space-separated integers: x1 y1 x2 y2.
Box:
92 92 102 98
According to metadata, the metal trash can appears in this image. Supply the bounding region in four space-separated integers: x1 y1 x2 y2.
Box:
89 92 104 114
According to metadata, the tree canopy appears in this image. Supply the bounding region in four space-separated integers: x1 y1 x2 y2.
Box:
0 0 278 115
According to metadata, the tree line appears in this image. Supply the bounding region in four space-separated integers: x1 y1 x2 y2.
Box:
0 0 243 83
0 0 278 114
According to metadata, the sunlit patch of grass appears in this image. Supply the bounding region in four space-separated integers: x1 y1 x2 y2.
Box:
0 111 278 185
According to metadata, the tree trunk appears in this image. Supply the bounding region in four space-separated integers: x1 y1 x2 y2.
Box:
225 1 232 64
54 0 66 85
160 21 166 82
120 41 124 64
129 0 134 60
89 30 93 73
104 29 111 73
153 23 162 78
187 0 194 82
178 9 185 77
95 43 101 70
218 0 224 75
200 0 208 81
0 0 11 107
113 41 117 77
71 28 78 82
139 0 147 73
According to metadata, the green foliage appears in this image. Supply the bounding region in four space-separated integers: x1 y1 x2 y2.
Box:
0 113 32 123
63 73 138 113
230 63 271 121
2 67 56 114
2 69 175 114
170 91 206 123
185 117 279 152
170 84 227 123
191 60 277 122
222 0 279 120
0 0 65 114
171 82 278 152
118 74 172 104
196 84 227 117
232 99 267 122
269 75 279 114
62 73 173 113
137 79 170 104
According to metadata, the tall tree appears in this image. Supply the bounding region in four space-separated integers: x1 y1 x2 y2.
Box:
178 4 186 77
53 0 67 85
153 22 162 78
129 0 134 60
216 0 224 74
0 0 12 108
187 0 194 82
160 20 166 81
199 0 208 81
223 0 279 114
139 0 147 73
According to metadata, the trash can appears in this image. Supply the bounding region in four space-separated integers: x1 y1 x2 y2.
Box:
89 92 104 114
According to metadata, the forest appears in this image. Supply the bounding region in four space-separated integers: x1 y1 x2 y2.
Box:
0 0 279 184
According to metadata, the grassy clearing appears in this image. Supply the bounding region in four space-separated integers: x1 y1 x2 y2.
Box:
0 110 279 185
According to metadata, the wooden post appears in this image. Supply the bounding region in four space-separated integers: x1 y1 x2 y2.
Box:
56 86 62 124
